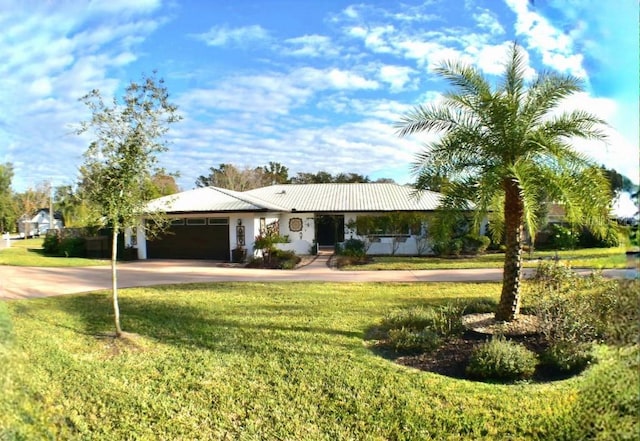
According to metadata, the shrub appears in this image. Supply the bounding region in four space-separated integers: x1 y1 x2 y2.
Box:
339 238 366 257
596 279 640 346
429 302 466 336
253 230 289 265
59 237 87 258
462 234 491 255
381 304 464 336
466 337 538 382
578 224 621 248
42 233 86 257
528 263 639 347
42 232 61 255
387 327 440 353
270 249 300 269
548 224 577 250
539 341 593 374
431 238 463 256
380 303 465 353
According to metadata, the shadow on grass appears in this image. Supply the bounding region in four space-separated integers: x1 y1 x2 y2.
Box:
49 288 368 357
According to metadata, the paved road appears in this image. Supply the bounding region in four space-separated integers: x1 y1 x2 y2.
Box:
0 254 636 300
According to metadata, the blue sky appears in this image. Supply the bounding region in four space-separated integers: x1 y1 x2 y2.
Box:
1 0 638 197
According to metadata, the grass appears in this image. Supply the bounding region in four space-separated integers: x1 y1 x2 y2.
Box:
341 247 628 270
1 282 634 440
0 238 109 267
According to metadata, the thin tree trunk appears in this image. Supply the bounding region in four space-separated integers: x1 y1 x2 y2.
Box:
111 228 122 337
496 178 525 322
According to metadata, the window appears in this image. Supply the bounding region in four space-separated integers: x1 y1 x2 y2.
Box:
353 213 426 237
186 218 206 226
171 218 185 226
208 218 228 225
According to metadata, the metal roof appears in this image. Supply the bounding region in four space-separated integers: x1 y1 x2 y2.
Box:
146 183 443 214
146 187 285 213
244 183 442 212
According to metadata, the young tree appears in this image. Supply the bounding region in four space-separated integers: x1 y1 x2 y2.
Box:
397 43 612 322
77 73 181 336
0 163 16 232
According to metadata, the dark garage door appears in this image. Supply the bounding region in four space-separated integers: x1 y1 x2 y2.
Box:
147 219 230 260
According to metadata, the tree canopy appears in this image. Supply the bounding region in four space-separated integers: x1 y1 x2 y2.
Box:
195 163 391 189
397 42 612 321
0 163 16 233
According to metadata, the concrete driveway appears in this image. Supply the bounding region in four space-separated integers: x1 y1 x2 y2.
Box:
0 254 635 300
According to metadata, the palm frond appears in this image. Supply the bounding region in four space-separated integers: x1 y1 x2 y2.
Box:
395 105 460 137
521 73 583 123
434 61 492 101
501 42 528 108
540 110 608 140
511 161 543 240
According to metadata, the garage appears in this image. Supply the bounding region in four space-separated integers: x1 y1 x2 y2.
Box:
146 217 230 260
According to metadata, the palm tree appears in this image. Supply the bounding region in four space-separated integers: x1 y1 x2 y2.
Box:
397 43 612 321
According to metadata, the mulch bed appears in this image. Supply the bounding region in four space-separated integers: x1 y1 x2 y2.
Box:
394 331 552 381
379 313 579 382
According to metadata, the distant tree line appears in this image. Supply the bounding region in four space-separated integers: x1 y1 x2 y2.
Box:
0 162 634 234
0 162 178 233
195 161 395 190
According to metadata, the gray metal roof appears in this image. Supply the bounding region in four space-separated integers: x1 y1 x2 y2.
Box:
146 183 443 214
245 183 442 212
146 186 286 213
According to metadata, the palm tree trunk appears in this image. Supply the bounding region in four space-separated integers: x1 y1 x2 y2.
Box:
111 227 122 337
496 178 525 322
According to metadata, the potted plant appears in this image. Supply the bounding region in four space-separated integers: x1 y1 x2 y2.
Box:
232 246 247 263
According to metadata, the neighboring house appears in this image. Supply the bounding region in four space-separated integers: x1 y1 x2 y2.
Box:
18 209 64 237
136 183 463 261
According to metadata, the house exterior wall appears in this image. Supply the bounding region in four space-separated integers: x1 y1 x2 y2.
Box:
343 212 433 256
275 212 316 255
136 210 486 260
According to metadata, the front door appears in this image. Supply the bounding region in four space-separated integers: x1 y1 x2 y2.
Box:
316 215 344 246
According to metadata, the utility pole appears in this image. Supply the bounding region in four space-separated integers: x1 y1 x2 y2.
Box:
49 181 54 233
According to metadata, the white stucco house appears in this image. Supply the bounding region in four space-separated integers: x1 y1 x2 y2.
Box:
134 183 458 261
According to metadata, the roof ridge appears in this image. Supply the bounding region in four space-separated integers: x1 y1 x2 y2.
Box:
212 186 290 211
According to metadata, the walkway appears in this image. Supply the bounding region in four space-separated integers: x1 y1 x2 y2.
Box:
0 251 636 300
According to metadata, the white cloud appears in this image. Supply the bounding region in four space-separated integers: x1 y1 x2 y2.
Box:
473 10 505 36
504 0 587 78
378 65 416 92
178 66 379 121
192 25 270 47
326 68 379 90
28 78 53 97
86 0 162 15
283 34 338 57
0 1 165 190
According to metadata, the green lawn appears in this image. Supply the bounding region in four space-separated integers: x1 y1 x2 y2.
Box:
0 238 109 267
341 247 628 270
1 282 633 440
